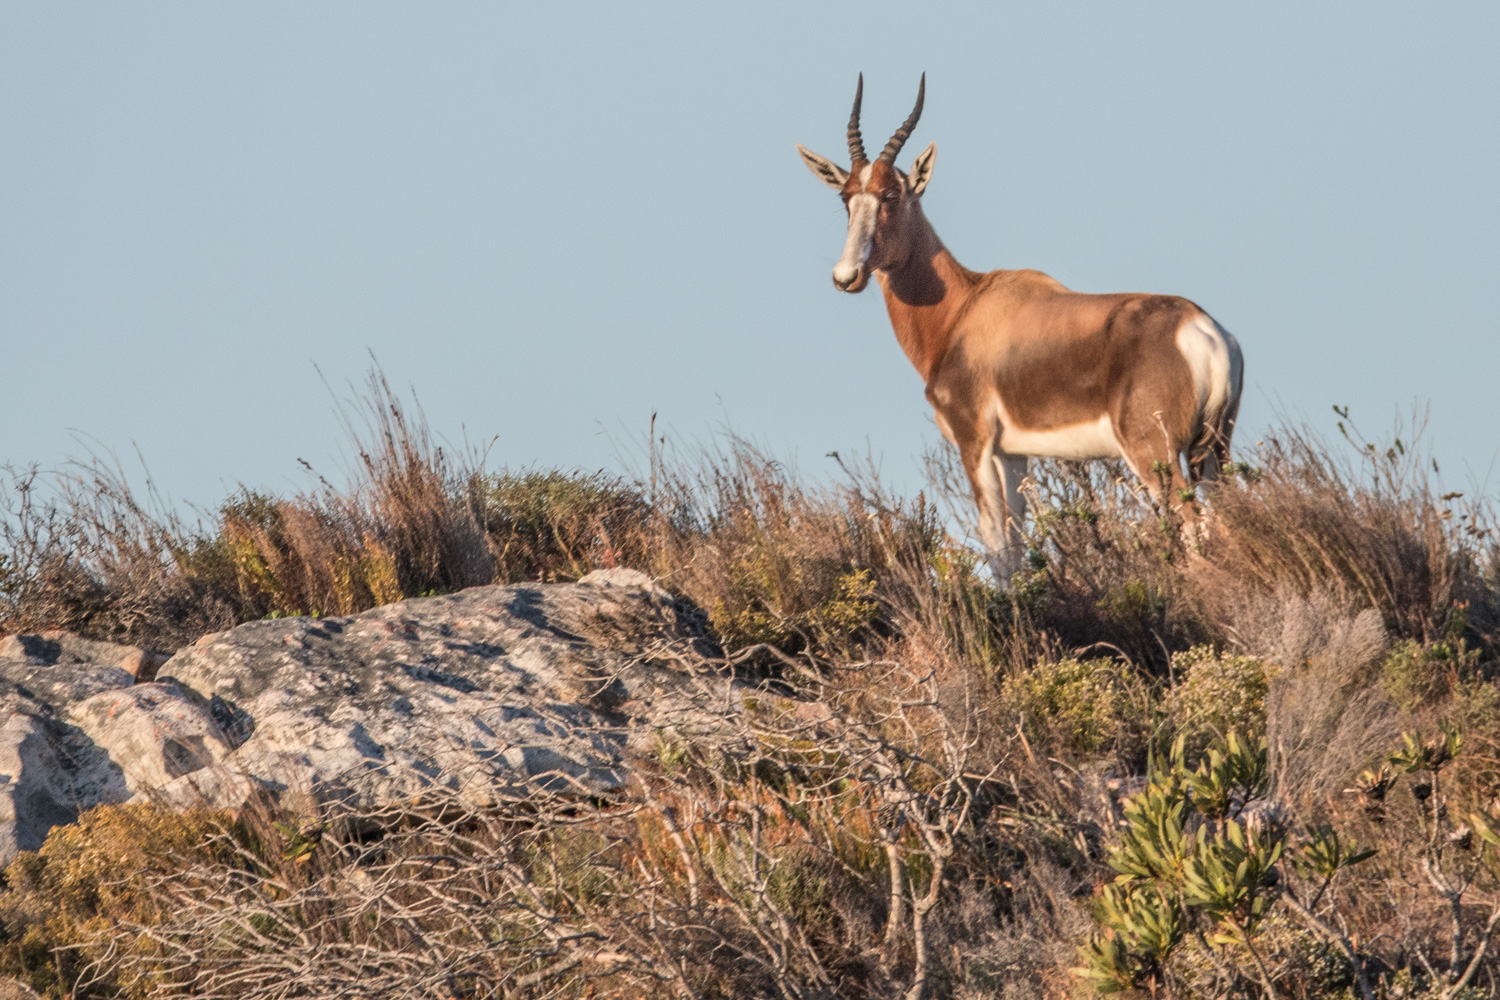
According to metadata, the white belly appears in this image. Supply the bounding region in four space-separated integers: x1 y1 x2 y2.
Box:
999 413 1122 460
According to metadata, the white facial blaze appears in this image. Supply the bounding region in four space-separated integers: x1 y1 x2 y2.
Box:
833 193 878 287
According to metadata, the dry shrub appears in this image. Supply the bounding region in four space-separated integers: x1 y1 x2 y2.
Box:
940 855 1093 1000
344 373 494 595
647 440 949 657
0 370 501 642
0 655 1081 1000
189 371 493 620
988 451 1214 672
1193 417 1495 644
1002 415 1497 676
1238 590 1401 806
0 462 237 650
1 373 652 645
5 381 1500 997
1226 583 1392 671
2 385 972 663
1314 735 1500 999
0 793 668 1000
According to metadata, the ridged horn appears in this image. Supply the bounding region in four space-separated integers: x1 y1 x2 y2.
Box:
847 73 867 165
878 73 925 163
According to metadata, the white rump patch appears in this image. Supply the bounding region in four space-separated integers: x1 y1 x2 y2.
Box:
1175 314 1232 419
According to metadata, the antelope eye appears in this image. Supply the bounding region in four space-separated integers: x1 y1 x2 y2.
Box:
883 191 900 203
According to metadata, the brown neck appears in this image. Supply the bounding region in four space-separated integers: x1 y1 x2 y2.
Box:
874 206 976 384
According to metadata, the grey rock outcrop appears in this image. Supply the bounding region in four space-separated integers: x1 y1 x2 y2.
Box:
71 683 234 794
0 570 738 861
0 631 169 681
0 644 137 859
155 568 733 812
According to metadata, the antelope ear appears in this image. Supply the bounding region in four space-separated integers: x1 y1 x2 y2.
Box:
908 142 936 197
797 144 849 190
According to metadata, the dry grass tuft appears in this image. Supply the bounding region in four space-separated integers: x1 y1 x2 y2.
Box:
1193 417 1495 643
646 440 955 660
1250 591 1402 805
0 461 238 650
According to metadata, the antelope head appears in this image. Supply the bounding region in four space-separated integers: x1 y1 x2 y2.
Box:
798 73 936 293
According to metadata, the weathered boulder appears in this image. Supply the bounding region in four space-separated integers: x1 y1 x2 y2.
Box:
0 652 135 860
71 682 234 794
0 570 739 860
0 631 169 681
154 568 732 813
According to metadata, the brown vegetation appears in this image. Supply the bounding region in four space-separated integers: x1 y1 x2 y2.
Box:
1 379 1497 999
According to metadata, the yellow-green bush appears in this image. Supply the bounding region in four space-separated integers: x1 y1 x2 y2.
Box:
0 803 238 998
1380 639 1480 711
706 566 881 652
478 469 650 583
1169 645 1269 759
1003 656 1147 761
651 445 941 657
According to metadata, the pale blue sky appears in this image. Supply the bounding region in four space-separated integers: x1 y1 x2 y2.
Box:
2 4 1496 508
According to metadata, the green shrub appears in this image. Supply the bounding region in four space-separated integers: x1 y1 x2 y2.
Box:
1095 579 1164 635
476 469 649 583
1079 734 1288 997
1169 645 1269 759
1078 733 1382 1000
1378 969 1489 1000
1380 639 1480 711
1003 657 1146 760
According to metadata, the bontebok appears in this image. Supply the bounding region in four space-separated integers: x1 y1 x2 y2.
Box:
798 74 1245 579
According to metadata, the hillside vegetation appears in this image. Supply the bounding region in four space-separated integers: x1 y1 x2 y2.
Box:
0 374 1497 1000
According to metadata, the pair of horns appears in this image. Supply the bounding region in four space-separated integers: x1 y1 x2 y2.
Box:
847 72 925 166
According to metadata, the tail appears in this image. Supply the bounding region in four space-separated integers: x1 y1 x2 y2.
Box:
1188 325 1244 483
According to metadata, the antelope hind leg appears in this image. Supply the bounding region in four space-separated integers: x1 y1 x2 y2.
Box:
1117 438 1214 549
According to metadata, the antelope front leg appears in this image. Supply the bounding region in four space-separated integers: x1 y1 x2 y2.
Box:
969 438 1028 584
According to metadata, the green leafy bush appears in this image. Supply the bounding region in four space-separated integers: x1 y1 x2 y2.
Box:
1078 733 1370 999
1380 639 1481 711
1169 645 1269 759
1003 657 1146 760
476 469 649 583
